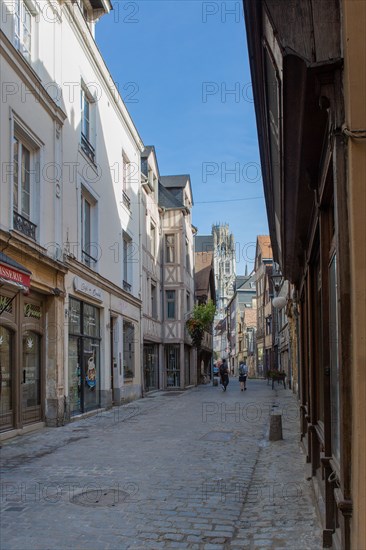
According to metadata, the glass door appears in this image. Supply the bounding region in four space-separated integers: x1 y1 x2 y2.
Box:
0 326 14 430
82 340 99 412
22 330 41 424
166 345 180 388
68 336 81 415
144 345 158 391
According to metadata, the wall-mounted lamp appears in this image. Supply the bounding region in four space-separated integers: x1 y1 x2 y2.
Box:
272 296 287 309
271 272 283 292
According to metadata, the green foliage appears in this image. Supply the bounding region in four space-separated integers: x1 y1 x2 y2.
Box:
186 300 216 349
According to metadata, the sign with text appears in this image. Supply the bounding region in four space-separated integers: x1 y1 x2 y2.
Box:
73 277 103 302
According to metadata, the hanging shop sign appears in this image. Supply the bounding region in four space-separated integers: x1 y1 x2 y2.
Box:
73 277 103 302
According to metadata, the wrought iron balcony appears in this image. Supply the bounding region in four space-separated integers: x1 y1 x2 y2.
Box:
81 132 96 164
123 280 132 293
82 249 98 267
13 210 37 240
122 190 131 210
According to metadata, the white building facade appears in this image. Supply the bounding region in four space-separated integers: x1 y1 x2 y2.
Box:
0 0 144 433
0 0 197 437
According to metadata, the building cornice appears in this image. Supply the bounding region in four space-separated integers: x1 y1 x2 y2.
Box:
0 31 67 126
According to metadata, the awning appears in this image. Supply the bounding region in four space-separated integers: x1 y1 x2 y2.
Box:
0 252 31 294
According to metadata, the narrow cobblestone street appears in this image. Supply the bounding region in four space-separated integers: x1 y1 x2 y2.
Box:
0 379 322 550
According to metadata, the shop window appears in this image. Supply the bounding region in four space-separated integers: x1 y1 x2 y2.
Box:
123 321 135 381
165 234 175 263
22 331 41 409
166 290 176 319
68 298 100 414
166 345 180 387
0 326 13 428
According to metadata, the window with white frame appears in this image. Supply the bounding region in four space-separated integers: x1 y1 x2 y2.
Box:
81 188 98 267
14 0 35 63
185 238 190 273
80 85 95 163
166 290 176 320
186 292 190 313
12 131 39 240
123 232 133 292
165 234 175 263
151 281 157 319
150 222 156 257
122 153 131 209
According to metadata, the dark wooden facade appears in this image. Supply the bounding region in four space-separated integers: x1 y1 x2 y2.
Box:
244 1 364 548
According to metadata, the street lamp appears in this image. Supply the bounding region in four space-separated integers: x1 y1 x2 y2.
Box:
271 270 283 293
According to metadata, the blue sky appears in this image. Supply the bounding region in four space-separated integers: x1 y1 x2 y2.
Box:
96 0 268 273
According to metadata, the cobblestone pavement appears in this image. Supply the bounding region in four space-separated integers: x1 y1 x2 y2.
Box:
0 379 322 550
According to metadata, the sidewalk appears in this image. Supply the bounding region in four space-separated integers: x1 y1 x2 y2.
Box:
0 379 322 549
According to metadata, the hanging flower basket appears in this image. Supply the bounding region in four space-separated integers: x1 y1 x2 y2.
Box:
186 318 204 348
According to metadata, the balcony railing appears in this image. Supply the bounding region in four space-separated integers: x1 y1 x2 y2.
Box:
13 210 37 240
82 249 98 267
122 190 131 210
81 132 96 164
123 280 132 293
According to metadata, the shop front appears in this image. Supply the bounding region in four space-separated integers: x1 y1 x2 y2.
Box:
68 297 101 415
143 343 159 392
166 344 180 388
0 253 44 432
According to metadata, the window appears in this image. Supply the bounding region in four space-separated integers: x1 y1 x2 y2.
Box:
122 153 131 209
123 233 132 292
14 0 34 62
165 234 175 263
150 223 156 256
185 238 190 273
81 189 97 267
151 282 157 319
80 86 95 163
329 253 340 462
186 292 190 313
12 134 38 240
123 321 135 381
266 316 272 335
225 261 230 275
68 298 101 414
166 290 176 319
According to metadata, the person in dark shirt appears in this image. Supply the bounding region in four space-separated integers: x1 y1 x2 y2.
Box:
219 358 229 391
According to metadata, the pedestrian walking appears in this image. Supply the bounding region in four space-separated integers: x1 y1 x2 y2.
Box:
219 358 229 391
239 361 248 391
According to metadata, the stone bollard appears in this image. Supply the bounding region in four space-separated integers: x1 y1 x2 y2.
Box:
269 412 283 441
